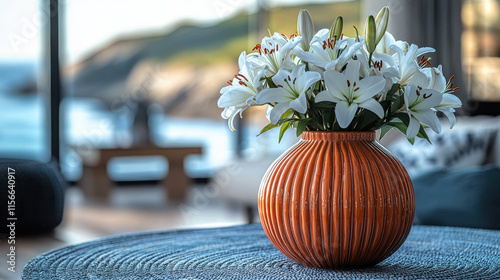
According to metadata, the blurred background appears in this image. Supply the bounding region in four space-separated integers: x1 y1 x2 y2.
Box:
1 0 499 278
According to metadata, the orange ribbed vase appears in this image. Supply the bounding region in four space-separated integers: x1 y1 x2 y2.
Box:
258 131 415 269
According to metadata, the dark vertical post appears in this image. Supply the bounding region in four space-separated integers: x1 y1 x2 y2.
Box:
235 116 243 157
49 0 61 161
237 0 268 158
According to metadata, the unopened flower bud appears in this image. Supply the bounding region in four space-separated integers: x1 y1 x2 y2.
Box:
375 6 389 45
297 9 314 51
364 15 376 54
329 16 343 41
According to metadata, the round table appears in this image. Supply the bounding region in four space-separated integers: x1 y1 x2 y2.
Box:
22 224 500 279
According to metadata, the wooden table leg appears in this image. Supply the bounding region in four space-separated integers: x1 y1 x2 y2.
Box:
80 164 112 201
163 159 189 202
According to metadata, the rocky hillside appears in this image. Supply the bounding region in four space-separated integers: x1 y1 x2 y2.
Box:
66 1 360 119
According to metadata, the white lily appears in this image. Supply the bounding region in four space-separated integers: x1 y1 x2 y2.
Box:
357 48 399 82
368 52 400 93
423 65 462 128
316 60 386 128
423 65 446 91
374 31 408 55
391 44 435 86
435 94 461 128
218 51 266 130
248 33 302 76
403 84 443 139
298 29 362 72
256 64 320 124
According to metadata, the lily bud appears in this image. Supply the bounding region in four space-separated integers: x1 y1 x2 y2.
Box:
375 6 389 45
329 16 343 41
364 15 376 54
297 9 314 51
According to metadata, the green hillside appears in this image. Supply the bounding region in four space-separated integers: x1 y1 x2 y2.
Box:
70 1 361 103
168 1 361 66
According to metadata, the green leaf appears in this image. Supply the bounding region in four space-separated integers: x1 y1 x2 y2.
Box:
279 121 291 143
322 108 333 130
314 101 336 108
276 118 297 125
296 118 311 136
380 121 431 145
394 113 410 126
386 84 400 98
379 125 394 140
379 100 391 112
390 94 405 113
356 110 380 131
383 121 407 136
258 123 278 136
416 124 432 144
265 77 277 88
275 109 295 125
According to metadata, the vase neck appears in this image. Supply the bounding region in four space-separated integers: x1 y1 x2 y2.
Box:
301 131 376 141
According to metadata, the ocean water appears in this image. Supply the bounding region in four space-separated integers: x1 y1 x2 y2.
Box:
0 61 297 181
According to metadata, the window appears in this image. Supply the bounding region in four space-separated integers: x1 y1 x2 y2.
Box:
0 0 49 161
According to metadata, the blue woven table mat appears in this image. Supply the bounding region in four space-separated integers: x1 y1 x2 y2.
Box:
22 224 500 279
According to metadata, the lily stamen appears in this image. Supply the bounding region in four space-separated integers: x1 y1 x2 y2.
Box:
446 75 460 92
372 60 383 71
253 44 262 55
418 55 432 68
236 74 249 82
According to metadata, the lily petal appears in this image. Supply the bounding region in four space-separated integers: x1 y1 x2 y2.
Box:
414 89 442 110
315 90 336 103
416 47 435 57
439 93 462 108
323 70 348 100
359 98 385 118
256 88 291 104
218 88 254 107
440 108 457 128
408 69 429 88
335 101 358 128
222 107 244 131
406 115 420 139
296 71 321 94
334 42 362 71
269 103 290 124
354 76 386 102
289 93 308 114
344 60 360 83
412 109 441 134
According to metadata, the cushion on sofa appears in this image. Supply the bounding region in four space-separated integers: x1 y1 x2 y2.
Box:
412 165 500 230
388 127 497 175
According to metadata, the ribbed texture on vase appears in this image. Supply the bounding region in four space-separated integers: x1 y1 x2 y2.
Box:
258 131 415 269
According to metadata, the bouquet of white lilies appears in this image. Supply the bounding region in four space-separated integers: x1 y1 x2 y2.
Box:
218 7 462 143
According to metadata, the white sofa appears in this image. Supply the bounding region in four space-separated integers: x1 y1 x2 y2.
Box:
214 116 500 223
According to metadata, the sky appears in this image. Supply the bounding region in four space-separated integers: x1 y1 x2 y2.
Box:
0 0 339 63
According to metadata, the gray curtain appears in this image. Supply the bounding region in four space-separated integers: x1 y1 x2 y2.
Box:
363 0 466 114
